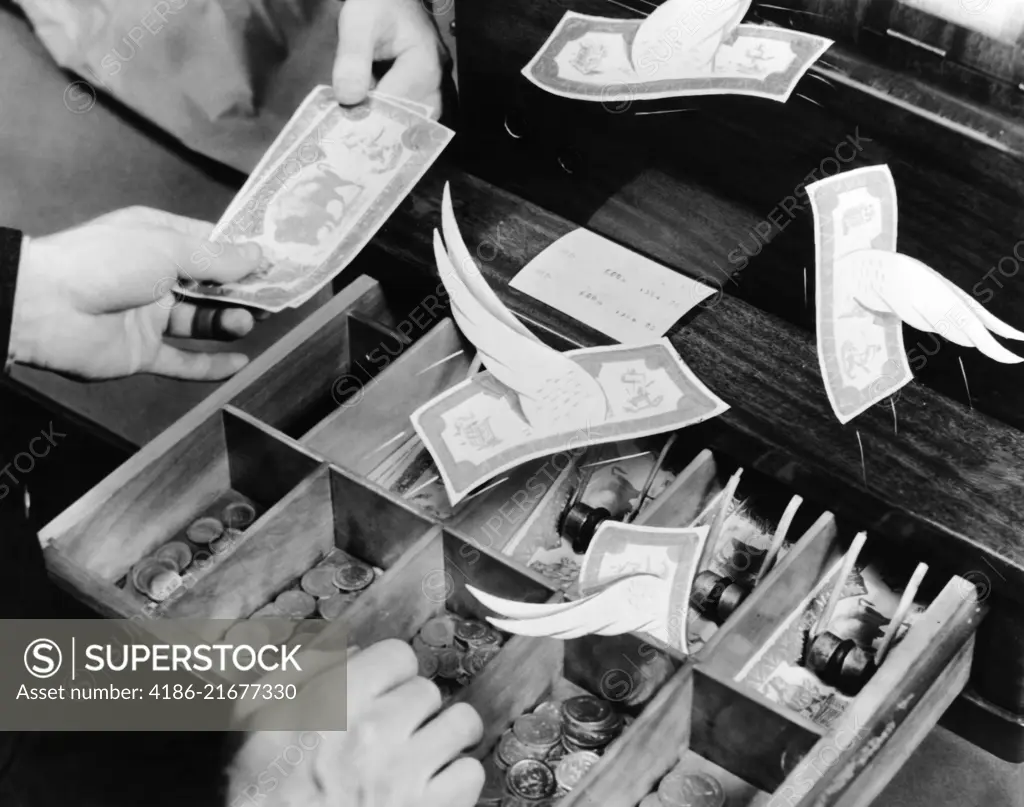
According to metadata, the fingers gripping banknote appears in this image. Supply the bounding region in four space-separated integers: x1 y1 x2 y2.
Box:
808 165 1024 423
176 86 453 311
522 3 832 104
468 522 710 653
411 185 730 504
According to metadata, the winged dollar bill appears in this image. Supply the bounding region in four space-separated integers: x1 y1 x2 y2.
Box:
808 165 1024 423
468 522 710 653
411 186 730 504
522 3 832 104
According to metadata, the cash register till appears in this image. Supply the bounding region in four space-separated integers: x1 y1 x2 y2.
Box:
2 1 1024 806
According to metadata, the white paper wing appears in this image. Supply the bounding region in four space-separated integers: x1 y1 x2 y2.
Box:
631 0 753 76
433 230 610 430
484 575 667 639
844 249 1024 364
441 183 541 344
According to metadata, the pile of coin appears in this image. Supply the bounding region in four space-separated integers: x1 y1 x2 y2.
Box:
250 552 383 621
478 695 626 806
638 767 725 807
529 557 582 593
411 613 504 702
129 502 259 603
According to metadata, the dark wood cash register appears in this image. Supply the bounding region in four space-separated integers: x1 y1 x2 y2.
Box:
6 1 1024 805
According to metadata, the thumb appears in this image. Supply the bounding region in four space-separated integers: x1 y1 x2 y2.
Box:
334 0 377 105
170 238 264 289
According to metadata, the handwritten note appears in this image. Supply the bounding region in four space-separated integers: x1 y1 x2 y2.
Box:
509 229 716 344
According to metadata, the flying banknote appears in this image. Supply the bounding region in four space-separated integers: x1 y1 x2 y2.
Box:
467 522 710 653
808 164 1024 423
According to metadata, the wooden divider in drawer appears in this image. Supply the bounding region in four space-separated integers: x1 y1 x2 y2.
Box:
39 407 325 620
684 516 986 807
637 448 828 656
146 440 438 639
309 528 564 733
294 315 583 546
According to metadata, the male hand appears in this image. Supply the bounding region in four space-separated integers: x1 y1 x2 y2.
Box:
333 0 446 117
227 640 485 807
12 207 264 381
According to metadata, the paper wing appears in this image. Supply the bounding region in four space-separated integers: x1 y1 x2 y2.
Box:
844 249 1024 364
433 230 609 430
631 0 753 76
440 184 542 344
482 575 666 639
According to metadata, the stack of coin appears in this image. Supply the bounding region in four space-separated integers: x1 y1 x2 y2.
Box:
296 553 376 621
560 695 624 752
479 695 623 806
640 768 725 807
411 613 505 702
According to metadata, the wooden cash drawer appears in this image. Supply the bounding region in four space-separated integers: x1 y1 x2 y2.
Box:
40 270 987 805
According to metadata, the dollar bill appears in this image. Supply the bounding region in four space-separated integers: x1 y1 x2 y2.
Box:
179 94 454 311
522 13 832 104
808 165 910 424
412 339 729 505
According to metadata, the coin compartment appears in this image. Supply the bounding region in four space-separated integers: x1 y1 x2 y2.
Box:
459 626 684 804
306 527 562 717
296 316 572 534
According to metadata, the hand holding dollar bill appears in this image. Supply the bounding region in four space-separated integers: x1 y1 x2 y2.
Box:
175 86 454 312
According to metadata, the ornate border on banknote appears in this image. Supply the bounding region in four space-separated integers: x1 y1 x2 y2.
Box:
523 16 833 103
412 340 729 503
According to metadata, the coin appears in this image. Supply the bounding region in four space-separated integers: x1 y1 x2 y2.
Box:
222 501 257 530
533 700 563 720
275 589 317 618
658 771 725 807
554 751 600 792
186 516 224 545
416 649 439 679
454 618 488 646
420 615 457 648
506 759 556 800
460 648 494 679
545 742 569 764
333 559 375 592
479 625 504 648
153 541 192 572
562 695 613 728
251 604 282 618
513 713 562 749
497 730 536 768
302 568 339 598
317 592 356 621
435 648 462 680
131 558 182 602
